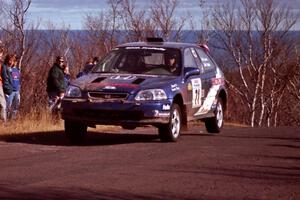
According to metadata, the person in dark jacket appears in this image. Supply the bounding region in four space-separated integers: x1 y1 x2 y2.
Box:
1 54 14 97
46 56 66 110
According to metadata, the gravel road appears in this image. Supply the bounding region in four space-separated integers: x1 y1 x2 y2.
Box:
0 125 299 200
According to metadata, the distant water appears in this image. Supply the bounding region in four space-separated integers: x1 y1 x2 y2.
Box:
31 29 300 47
4 29 299 61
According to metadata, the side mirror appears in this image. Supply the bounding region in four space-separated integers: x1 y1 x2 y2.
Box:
184 67 200 80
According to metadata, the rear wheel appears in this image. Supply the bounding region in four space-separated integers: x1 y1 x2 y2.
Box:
65 120 87 144
204 98 224 133
158 104 182 142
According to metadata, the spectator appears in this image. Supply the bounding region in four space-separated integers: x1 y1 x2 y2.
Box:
92 56 99 66
2 54 14 98
46 56 66 110
76 57 98 78
7 57 21 119
63 64 71 88
0 48 6 123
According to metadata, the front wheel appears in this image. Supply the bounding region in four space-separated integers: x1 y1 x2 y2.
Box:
65 120 87 144
204 98 224 133
158 104 182 142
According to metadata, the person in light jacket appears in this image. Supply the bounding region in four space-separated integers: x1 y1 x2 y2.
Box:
7 57 21 119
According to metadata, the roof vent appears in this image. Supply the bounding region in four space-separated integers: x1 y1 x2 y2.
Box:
132 78 145 85
146 37 164 43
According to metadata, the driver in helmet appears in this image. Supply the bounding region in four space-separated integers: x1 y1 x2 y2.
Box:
167 54 178 74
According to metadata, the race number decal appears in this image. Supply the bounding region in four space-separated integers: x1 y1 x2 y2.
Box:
191 78 202 108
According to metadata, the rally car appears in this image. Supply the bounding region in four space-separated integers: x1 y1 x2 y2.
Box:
61 38 227 143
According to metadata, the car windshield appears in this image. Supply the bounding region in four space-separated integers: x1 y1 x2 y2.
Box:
92 47 182 76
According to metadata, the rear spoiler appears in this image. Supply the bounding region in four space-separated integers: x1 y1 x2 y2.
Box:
198 44 210 53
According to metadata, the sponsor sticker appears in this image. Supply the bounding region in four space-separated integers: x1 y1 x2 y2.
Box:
201 57 209 62
212 77 225 86
110 75 136 80
141 47 166 51
191 78 202 108
203 63 211 67
171 84 179 91
126 47 140 49
162 104 171 110
103 86 116 90
187 83 192 91
158 112 170 117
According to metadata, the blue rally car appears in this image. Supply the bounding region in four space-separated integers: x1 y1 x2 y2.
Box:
61 38 227 142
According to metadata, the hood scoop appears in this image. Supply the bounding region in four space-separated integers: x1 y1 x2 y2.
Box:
92 77 106 83
132 78 145 85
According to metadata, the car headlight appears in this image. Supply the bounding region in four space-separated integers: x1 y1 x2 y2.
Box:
65 85 82 97
135 89 167 101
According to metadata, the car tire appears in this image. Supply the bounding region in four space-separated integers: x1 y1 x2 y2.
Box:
65 120 87 144
158 104 182 142
204 98 224 133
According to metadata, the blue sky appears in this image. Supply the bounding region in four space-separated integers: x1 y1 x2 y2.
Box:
28 0 300 30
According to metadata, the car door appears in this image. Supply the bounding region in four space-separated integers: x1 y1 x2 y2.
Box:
193 47 218 117
182 47 203 119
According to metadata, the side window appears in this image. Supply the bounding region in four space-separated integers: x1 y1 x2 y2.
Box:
183 48 198 68
190 48 204 72
195 48 215 72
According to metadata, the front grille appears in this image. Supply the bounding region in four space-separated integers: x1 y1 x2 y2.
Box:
88 92 128 100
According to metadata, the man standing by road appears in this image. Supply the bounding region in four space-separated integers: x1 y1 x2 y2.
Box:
0 48 6 123
46 56 66 111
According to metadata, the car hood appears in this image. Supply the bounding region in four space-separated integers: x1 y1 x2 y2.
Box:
73 73 177 94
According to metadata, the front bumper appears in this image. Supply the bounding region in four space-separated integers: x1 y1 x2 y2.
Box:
61 98 171 126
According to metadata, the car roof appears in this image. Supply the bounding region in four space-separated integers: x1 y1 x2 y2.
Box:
117 41 199 49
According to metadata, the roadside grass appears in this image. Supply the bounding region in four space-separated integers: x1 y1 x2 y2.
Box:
0 110 63 135
0 110 121 136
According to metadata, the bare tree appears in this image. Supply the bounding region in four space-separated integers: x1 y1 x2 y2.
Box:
189 0 213 45
106 0 122 49
120 0 155 41
84 11 116 55
150 0 187 41
83 0 123 56
210 0 298 126
0 0 50 113
0 0 31 69
287 46 300 101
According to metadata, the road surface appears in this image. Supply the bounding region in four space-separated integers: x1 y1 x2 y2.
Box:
0 125 299 200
